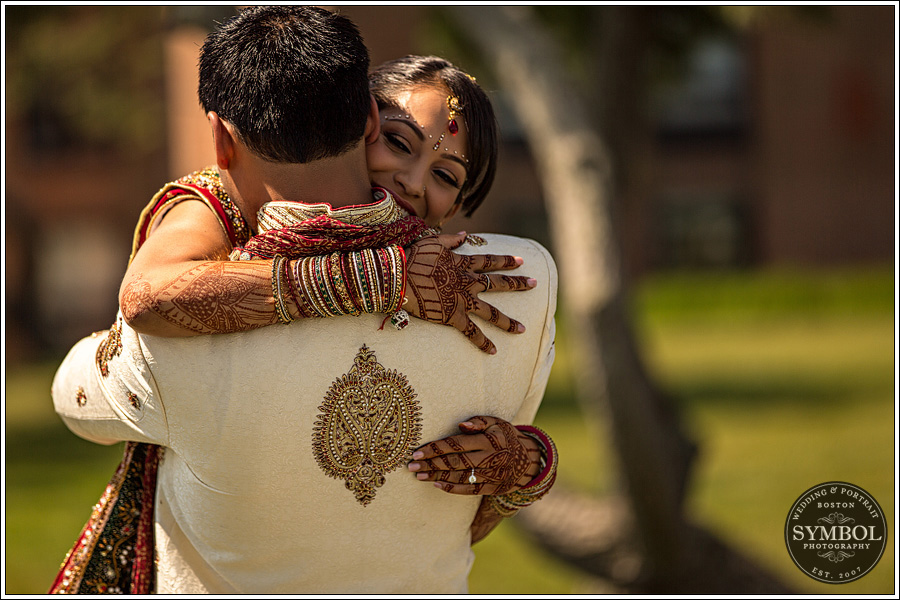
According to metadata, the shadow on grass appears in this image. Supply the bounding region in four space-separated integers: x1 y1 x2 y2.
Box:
541 366 888 414
670 372 890 409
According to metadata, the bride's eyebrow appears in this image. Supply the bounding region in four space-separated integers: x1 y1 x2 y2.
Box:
443 153 468 172
392 118 425 141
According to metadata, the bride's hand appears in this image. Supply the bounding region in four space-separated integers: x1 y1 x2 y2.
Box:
403 233 536 354
407 415 543 495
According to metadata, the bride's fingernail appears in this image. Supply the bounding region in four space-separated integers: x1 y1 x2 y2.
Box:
408 462 421 472
517 323 526 333
411 451 424 460
417 473 429 480
434 482 444 489
514 256 524 265
527 278 537 288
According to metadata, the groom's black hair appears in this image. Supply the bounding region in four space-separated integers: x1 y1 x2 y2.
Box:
198 5 370 163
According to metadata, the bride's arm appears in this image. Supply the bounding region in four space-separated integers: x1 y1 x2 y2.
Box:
120 200 283 336
120 201 536 352
121 199 406 335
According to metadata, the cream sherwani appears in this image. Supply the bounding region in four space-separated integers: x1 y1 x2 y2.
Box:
52 233 557 594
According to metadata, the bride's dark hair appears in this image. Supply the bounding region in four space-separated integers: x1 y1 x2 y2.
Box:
369 56 499 217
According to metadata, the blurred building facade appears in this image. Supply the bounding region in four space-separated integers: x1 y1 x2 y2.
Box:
4 5 895 362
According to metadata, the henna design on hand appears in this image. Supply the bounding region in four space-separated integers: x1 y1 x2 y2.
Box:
403 235 533 354
473 418 531 495
409 415 543 496
462 321 492 354
499 275 531 291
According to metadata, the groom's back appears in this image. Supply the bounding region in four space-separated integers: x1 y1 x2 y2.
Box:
142 233 557 593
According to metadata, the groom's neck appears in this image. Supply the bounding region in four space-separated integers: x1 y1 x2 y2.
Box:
224 140 372 232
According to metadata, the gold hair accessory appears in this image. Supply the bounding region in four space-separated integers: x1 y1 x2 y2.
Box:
447 95 462 136
468 468 477 484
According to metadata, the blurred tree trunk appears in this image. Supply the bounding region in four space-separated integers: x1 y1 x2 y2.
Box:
449 6 791 593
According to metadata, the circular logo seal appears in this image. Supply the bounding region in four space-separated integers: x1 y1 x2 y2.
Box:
785 482 887 583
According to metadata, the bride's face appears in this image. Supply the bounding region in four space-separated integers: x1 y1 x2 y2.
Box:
366 85 469 228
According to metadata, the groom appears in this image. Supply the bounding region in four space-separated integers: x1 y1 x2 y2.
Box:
52 6 558 593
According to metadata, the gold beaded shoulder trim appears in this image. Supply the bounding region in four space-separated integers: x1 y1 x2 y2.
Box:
95 319 124 378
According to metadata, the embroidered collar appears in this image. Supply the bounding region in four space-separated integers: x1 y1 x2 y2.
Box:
256 188 407 233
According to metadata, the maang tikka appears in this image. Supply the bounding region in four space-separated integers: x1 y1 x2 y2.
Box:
447 95 462 136
434 95 462 151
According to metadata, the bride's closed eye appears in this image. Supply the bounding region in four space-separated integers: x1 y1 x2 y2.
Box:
384 132 411 154
434 168 461 189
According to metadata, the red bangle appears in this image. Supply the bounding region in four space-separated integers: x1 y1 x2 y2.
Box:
396 245 407 307
514 425 557 489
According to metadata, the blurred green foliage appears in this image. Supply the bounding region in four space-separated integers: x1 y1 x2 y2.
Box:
5 6 167 153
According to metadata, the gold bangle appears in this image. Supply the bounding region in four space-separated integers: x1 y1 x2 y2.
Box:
271 256 293 324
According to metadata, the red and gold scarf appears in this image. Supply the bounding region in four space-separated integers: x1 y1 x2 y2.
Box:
231 188 427 260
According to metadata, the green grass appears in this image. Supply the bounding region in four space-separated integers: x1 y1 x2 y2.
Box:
633 266 895 325
4 362 126 593
640 315 894 594
4 266 896 594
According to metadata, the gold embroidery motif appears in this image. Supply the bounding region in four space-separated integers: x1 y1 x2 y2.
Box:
312 345 422 506
96 320 123 378
76 387 87 407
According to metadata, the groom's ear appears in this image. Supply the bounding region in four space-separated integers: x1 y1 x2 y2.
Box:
363 95 381 146
208 111 235 170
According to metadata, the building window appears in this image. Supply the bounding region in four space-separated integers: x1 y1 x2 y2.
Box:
654 37 748 141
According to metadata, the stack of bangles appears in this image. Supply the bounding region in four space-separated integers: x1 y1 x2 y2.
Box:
489 425 559 517
270 246 409 328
